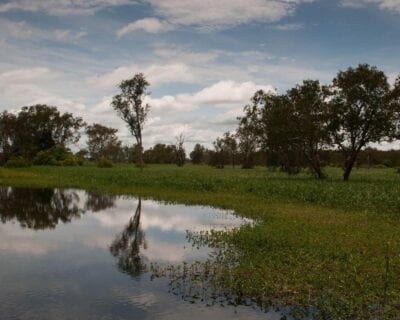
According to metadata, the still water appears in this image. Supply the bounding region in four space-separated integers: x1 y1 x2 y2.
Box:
0 187 283 320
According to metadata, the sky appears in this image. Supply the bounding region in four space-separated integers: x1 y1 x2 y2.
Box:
0 0 400 150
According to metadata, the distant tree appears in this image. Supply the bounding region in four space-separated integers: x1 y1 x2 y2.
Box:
112 73 150 170
209 136 229 169
327 64 400 181
175 133 186 167
86 123 122 161
221 132 238 168
0 111 17 164
143 144 175 164
190 143 206 164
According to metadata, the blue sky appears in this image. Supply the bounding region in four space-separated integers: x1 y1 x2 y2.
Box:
0 0 399 149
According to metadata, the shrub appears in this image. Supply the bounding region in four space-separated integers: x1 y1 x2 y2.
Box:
33 145 80 167
97 157 113 168
4 156 31 168
373 164 387 169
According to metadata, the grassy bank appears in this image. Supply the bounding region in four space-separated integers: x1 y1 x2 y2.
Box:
1 164 399 318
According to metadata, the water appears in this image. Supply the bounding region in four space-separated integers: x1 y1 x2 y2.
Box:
0 187 283 320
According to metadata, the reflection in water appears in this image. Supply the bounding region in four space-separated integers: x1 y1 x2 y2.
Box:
110 197 147 277
0 187 116 229
0 187 270 320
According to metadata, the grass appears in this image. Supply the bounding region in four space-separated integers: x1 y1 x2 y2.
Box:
1 164 399 318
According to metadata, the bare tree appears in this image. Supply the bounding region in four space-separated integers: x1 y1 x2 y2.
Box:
175 133 186 167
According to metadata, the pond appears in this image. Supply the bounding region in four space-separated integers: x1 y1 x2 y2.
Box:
0 187 285 320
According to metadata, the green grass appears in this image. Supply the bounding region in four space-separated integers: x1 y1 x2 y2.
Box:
1 164 399 318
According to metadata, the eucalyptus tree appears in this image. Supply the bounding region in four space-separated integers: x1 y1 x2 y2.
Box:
86 123 122 161
112 73 150 169
190 143 206 164
286 80 331 179
327 64 400 181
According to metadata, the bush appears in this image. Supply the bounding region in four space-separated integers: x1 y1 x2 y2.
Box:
33 145 80 167
4 156 31 168
97 157 113 168
373 164 387 169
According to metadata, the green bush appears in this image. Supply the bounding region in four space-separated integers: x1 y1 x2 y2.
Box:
4 156 31 168
33 145 80 167
373 164 387 169
97 157 113 168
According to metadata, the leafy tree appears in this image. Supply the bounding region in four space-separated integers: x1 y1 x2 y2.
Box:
143 144 176 163
237 92 264 169
221 132 238 168
209 136 229 169
190 143 206 164
86 123 122 161
175 133 186 167
0 111 17 164
112 73 150 170
327 64 400 181
285 80 330 178
0 105 84 164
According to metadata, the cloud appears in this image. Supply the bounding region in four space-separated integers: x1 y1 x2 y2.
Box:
117 18 174 37
0 0 135 16
88 63 194 88
117 0 314 33
274 23 304 30
341 0 400 13
0 19 87 43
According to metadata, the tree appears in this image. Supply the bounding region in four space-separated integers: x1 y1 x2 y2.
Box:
209 136 229 169
175 133 186 167
285 80 331 178
86 123 122 161
327 64 400 181
221 132 238 168
0 105 84 164
237 92 263 169
112 73 150 170
190 144 206 164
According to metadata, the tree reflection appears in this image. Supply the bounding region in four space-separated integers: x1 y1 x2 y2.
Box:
85 191 117 212
0 187 116 229
110 197 146 277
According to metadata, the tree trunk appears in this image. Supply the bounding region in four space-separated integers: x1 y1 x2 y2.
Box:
137 143 144 171
343 152 358 181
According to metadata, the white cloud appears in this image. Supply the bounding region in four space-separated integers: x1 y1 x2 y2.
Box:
117 18 174 37
88 63 194 88
274 23 304 30
341 0 400 12
142 0 314 31
0 0 135 16
0 19 87 43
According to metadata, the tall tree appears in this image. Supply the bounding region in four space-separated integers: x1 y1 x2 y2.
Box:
286 80 330 178
327 64 400 181
112 73 150 169
86 123 122 161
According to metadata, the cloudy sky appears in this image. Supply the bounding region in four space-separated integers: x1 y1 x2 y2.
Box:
0 0 399 150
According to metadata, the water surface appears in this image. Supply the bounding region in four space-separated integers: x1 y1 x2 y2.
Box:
0 187 282 319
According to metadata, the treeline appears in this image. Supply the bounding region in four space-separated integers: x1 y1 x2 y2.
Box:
0 64 399 180
207 64 400 180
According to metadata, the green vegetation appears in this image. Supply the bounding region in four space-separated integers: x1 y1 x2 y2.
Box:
0 164 399 318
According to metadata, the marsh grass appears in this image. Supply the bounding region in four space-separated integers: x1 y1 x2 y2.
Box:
0 164 399 318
